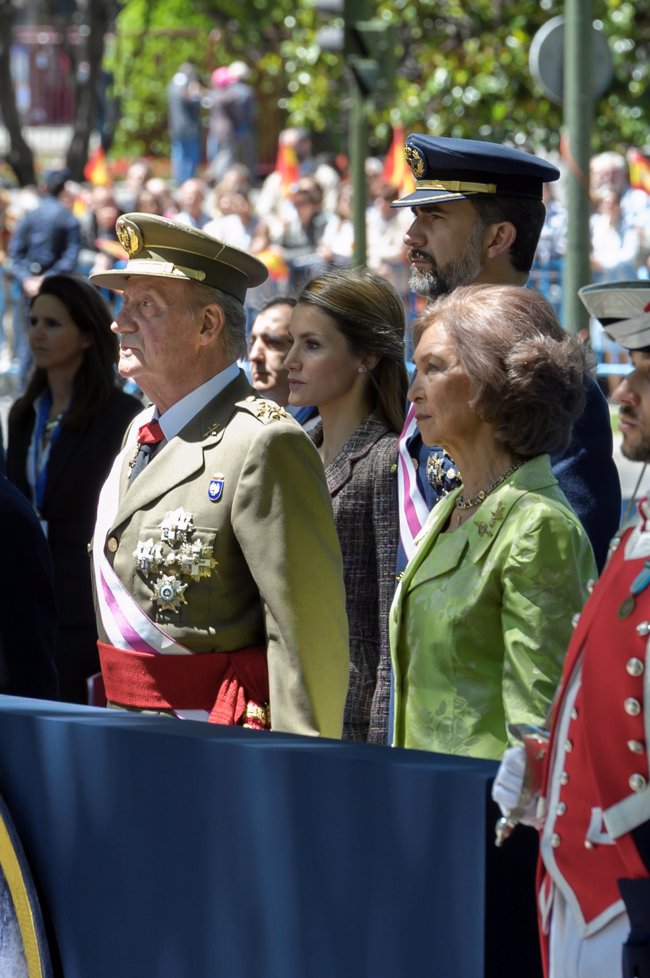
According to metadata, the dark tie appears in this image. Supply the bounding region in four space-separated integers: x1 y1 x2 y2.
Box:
128 419 164 485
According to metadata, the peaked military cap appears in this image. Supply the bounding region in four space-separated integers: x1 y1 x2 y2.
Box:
579 280 650 351
90 213 268 303
391 134 560 208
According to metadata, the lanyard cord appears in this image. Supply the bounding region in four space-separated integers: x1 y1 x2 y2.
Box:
30 392 66 515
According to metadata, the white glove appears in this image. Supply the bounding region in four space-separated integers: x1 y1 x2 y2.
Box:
492 745 540 826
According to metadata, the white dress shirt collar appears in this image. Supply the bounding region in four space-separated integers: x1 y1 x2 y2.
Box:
153 362 241 441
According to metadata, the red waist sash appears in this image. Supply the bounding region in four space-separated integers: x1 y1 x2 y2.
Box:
98 641 270 728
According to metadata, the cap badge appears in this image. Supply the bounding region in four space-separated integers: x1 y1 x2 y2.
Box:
116 217 144 257
405 144 425 179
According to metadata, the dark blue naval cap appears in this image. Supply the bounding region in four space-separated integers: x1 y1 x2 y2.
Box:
391 134 560 208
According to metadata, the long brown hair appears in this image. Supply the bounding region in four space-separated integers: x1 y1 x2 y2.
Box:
296 267 408 432
13 274 122 428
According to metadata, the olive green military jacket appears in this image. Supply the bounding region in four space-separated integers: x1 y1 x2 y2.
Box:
92 371 349 739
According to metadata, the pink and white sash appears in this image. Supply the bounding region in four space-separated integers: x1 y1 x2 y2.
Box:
92 439 188 659
93 442 212 720
397 404 430 561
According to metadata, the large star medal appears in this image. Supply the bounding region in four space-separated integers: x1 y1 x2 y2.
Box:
152 574 188 613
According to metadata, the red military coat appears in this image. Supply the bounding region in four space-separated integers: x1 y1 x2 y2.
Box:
538 506 650 961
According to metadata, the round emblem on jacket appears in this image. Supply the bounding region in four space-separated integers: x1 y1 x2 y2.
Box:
625 697 642 716
626 657 645 677
629 773 647 792
152 574 188 613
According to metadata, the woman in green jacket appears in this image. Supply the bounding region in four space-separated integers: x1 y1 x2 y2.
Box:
390 284 598 760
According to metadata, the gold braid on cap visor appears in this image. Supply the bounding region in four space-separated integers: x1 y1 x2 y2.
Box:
122 259 207 282
416 179 498 194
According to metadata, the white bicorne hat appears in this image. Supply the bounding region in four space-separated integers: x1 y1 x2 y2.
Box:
579 280 650 351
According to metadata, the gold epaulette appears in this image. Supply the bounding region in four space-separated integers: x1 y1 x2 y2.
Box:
239 395 293 424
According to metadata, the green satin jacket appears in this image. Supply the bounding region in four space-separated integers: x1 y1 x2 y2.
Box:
390 455 597 760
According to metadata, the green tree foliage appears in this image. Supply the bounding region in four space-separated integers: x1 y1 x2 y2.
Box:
109 0 649 162
108 0 218 158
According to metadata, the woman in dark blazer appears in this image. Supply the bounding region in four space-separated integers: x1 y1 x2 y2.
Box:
7 274 141 703
284 268 408 743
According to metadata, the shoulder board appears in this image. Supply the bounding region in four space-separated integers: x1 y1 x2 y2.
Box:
237 395 293 424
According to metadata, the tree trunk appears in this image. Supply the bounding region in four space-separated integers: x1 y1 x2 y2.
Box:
64 0 112 181
0 0 35 185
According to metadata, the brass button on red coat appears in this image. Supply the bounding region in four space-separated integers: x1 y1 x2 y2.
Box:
560 771 569 785
584 840 594 849
628 740 645 754
636 621 650 637
625 698 642 717
564 739 573 752
626 657 645 677
550 833 561 848
630 774 647 792
556 802 567 815
570 707 579 721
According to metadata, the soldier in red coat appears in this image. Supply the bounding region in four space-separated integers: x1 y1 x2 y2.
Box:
493 279 650 978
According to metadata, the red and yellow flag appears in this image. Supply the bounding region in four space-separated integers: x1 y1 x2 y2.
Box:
275 142 300 197
382 124 416 195
84 146 111 187
629 148 650 194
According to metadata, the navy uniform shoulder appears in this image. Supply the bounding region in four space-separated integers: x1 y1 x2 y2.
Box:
236 396 298 426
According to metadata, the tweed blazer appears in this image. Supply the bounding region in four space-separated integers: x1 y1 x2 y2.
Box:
390 454 597 760
312 411 399 743
93 370 349 739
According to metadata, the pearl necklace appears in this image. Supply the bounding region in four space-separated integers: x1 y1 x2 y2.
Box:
455 459 525 510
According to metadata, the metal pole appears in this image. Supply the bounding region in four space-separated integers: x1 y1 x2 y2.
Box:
350 80 367 267
562 0 593 334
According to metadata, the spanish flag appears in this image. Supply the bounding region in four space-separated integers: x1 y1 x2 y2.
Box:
629 148 650 194
275 141 300 196
84 146 111 187
382 124 416 195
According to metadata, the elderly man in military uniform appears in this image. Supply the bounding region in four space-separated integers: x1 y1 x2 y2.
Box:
493 281 650 978
89 213 349 737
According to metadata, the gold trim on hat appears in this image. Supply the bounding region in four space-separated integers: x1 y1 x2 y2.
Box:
122 259 206 282
416 179 498 194
173 264 206 282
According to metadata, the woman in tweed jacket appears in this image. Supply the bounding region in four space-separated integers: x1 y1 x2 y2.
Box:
284 268 408 743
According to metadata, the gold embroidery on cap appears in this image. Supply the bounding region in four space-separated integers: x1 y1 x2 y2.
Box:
405 144 425 179
173 265 206 282
116 217 143 256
